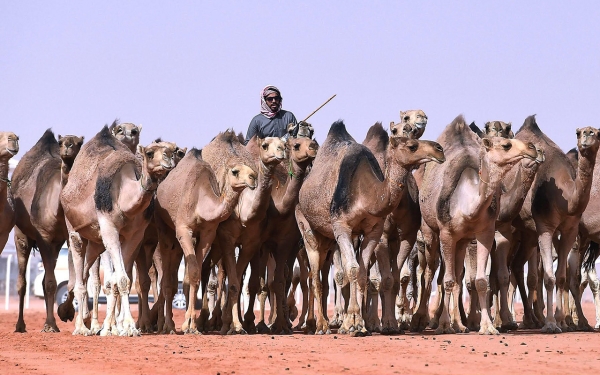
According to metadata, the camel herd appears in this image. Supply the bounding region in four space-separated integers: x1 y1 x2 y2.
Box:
2 112 600 338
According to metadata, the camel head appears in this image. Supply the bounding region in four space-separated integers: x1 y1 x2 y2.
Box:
387 137 445 168
137 141 179 181
225 160 258 192
0 132 19 159
287 137 319 164
484 121 514 138
287 121 315 139
58 135 84 162
154 138 187 166
576 127 600 158
110 121 142 153
256 136 286 166
390 110 428 139
481 137 538 167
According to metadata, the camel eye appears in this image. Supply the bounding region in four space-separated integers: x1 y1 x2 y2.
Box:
502 143 512 151
232 169 239 177
408 144 418 152
116 126 123 134
403 116 410 121
294 143 300 151
261 143 268 150
590 131 595 136
131 128 138 136
391 128 397 135
145 151 154 159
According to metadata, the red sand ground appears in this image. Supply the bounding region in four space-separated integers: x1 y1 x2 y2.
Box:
1 298 600 375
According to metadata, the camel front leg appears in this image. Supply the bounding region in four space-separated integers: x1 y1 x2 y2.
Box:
411 228 439 332
450 240 468 333
537 231 560 333
475 230 498 335
566 244 593 331
14 229 33 333
435 230 457 335
68 230 91 336
88 255 102 334
374 241 399 334
328 246 345 329
493 229 518 332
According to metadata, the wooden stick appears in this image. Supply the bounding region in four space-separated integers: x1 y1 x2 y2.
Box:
302 94 337 122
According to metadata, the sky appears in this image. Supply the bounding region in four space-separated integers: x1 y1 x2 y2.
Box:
1 2 599 157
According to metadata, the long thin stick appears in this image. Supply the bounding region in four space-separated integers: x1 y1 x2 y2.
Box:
302 94 336 122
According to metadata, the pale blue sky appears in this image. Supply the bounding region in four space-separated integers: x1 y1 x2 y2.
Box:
2 2 599 155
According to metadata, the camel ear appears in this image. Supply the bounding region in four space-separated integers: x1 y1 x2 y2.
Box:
138 125 142 133
389 121 395 131
506 122 512 132
58 135 63 141
576 128 581 137
482 137 493 150
484 122 491 131
137 145 145 155
79 136 85 144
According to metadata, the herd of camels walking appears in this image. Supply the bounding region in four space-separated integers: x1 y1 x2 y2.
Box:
2 110 600 338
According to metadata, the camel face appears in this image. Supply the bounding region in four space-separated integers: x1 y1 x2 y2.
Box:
111 123 142 152
227 163 258 192
58 135 84 161
482 137 538 166
390 110 428 139
388 137 445 167
576 127 600 157
287 137 319 163
138 142 178 180
484 121 513 138
0 132 19 158
257 137 286 165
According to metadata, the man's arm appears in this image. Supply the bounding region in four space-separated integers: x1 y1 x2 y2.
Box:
245 118 260 145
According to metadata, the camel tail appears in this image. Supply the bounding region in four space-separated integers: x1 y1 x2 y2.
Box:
583 241 599 272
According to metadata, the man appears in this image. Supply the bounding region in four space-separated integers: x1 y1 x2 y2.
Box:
245 85 297 144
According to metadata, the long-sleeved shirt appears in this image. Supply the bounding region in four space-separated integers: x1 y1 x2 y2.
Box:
245 110 297 144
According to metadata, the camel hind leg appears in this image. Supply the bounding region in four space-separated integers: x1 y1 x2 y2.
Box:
14 228 33 333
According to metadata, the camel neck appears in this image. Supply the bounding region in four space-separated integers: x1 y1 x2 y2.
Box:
369 158 410 217
241 159 276 223
568 150 597 215
61 158 75 187
0 159 9 197
497 161 539 222
275 158 308 215
212 180 244 222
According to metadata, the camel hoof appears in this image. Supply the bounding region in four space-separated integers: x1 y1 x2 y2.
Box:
73 328 92 336
541 323 562 334
578 323 594 332
478 325 499 335
256 321 270 334
184 328 202 335
14 321 27 333
410 314 429 332
57 303 75 323
434 324 455 335
499 322 518 332
518 319 537 329
41 324 60 333
338 327 348 335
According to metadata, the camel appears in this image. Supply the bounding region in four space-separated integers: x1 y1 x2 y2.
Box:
12 131 84 333
201 131 285 334
60 125 178 336
390 110 428 139
0 131 19 257
511 119 599 333
469 119 545 331
154 148 257 334
418 115 537 335
296 120 445 336
109 121 141 153
242 135 319 334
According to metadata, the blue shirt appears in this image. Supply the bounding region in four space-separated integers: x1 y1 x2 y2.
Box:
245 110 297 144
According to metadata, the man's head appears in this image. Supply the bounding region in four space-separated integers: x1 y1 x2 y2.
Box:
260 85 282 118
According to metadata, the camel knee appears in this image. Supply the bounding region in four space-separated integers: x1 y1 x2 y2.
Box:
475 278 488 293
117 274 131 295
381 275 393 292
543 276 556 290
555 275 566 289
444 280 455 292
44 278 58 295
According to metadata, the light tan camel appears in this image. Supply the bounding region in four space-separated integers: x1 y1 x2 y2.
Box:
0 131 19 257
390 110 428 139
296 120 445 336
243 136 319 334
418 115 537 335
201 131 285 334
12 131 85 333
109 120 141 153
60 125 178 336
511 119 599 333
154 148 257 334
469 119 545 331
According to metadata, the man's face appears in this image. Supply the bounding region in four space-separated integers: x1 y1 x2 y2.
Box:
265 93 281 112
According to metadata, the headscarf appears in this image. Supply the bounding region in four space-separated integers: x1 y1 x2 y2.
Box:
260 85 282 119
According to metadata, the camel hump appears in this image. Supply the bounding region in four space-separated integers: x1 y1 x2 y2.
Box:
327 120 355 144
330 145 383 216
97 125 119 151
11 128 60 190
515 115 540 136
189 148 202 159
437 114 479 151
363 122 389 153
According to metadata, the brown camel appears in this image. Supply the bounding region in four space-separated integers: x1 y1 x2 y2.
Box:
242 136 319 334
296 120 445 336
60 125 178 336
0 131 19 257
154 148 257 334
418 115 537 335
201 131 285 334
510 119 599 333
12 131 84 333
109 121 141 153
